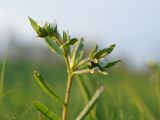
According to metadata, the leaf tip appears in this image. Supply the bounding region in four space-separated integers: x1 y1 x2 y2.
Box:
34 70 38 75
111 44 116 48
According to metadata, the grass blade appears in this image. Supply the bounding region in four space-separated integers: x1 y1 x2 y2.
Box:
76 75 98 120
34 71 65 107
33 101 60 120
124 82 156 120
75 86 105 120
76 75 91 102
0 82 30 101
0 52 8 96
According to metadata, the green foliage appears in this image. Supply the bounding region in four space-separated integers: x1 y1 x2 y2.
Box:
60 38 78 48
89 45 98 58
34 71 64 106
71 39 84 69
0 58 160 120
75 86 104 120
29 17 48 37
45 37 63 55
29 17 120 120
33 101 60 120
104 60 121 69
93 44 115 59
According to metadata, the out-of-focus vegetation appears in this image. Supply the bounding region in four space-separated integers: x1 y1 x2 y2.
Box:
0 45 159 120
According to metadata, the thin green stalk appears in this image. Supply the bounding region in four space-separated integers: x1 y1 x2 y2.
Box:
62 50 73 120
62 74 73 120
0 52 7 96
76 75 97 120
75 86 104 120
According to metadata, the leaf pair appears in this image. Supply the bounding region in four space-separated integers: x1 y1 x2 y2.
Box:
90 44 115 59
34 71 65 120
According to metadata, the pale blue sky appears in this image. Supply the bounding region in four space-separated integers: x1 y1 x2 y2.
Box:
0 0 160 67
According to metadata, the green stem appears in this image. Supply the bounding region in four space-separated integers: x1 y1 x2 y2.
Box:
62 50 73 120
62 74 73 120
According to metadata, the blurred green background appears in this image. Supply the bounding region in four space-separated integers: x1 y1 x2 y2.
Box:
0 43 159 120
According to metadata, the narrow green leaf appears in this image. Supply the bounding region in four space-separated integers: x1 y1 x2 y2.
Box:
76 58 89 69
33 101 60 120
28 17 39 31
45 37 63 55
60 38 78 48
63 31 69 42
71 39 84 69
29 17 48 37
62 31 71 54
94 44 115 59
76 75 91 102
76 38 84 65
34 71 65 106
69 38 78 44
96 66 108 75
73 69 90 75
75 86 105 120
104 60 121 69
89 45 98 58
104 44 116 55
93 48 105 59
45 23 57 37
